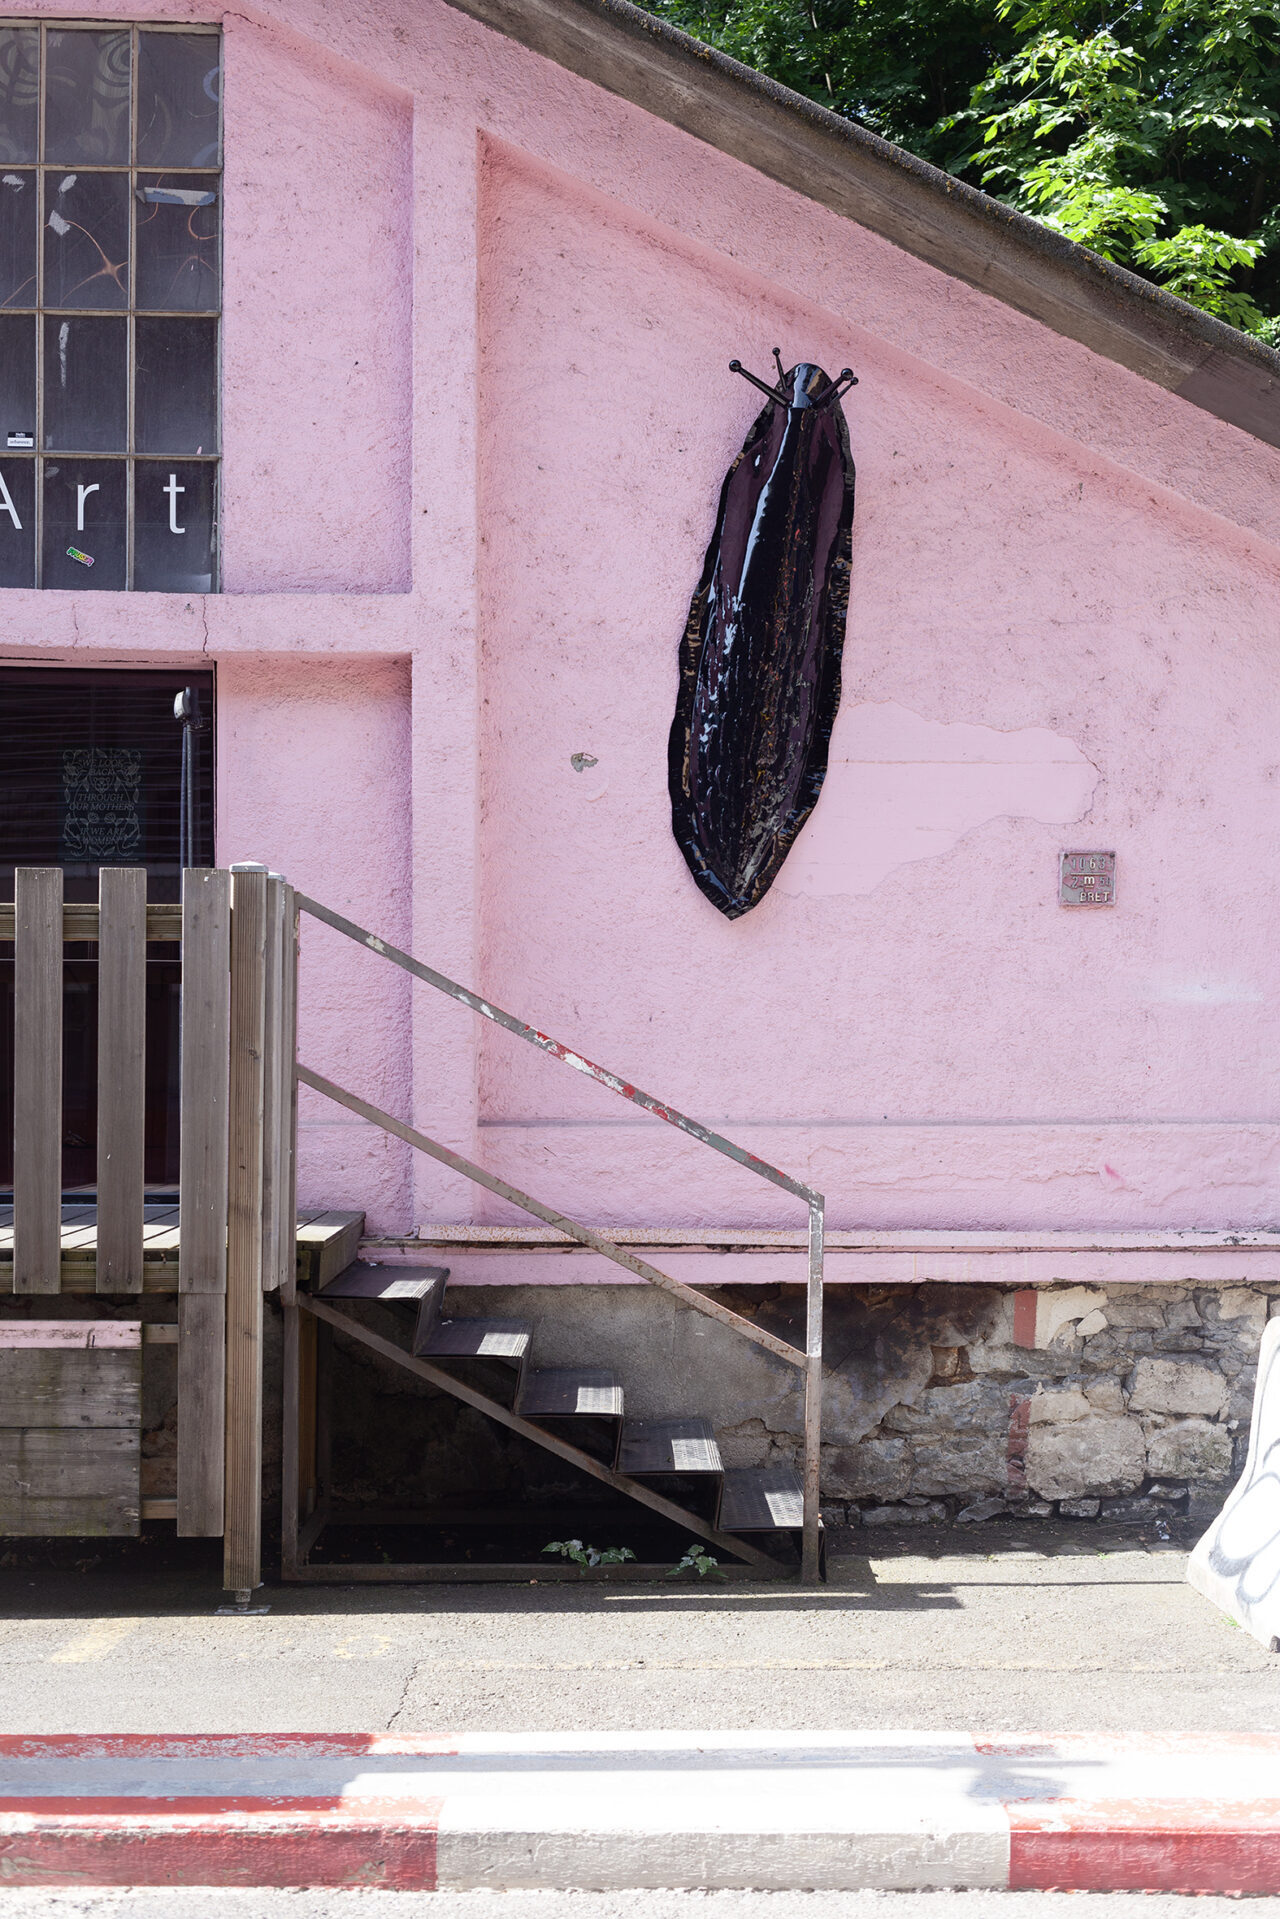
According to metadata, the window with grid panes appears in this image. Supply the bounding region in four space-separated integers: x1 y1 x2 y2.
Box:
0 24 220 591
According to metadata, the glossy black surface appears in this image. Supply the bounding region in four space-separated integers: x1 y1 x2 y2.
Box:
668 360 855 918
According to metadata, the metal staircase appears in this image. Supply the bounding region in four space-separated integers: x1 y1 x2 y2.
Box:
279 891 826 1585
295 1260 807 1577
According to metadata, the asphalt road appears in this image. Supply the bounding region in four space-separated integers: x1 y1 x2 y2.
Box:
2 1891 1278 1917
0 1531 1274 1734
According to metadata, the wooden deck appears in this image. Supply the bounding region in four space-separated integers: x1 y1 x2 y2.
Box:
0 1207 363 1294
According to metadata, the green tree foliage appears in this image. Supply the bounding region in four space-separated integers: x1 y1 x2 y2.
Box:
643 0 1280 340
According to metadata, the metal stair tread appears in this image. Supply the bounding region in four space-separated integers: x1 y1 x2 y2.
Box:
317 1261 448 1301
516 1368 624 1417
618 1417 722 1475
718 1466 804 1532
425 1317 533 1361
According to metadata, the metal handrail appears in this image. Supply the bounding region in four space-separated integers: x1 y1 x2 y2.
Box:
295 893 825 1582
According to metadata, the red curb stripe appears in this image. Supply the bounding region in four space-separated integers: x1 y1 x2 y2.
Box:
1011 1828 1280 1895
1010 1800 1280 1894
0 1807 442 1891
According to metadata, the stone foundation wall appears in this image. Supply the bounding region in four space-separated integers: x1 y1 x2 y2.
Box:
816 1282 1271 1530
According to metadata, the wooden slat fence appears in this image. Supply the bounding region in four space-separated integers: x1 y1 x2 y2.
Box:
2 865 300 1594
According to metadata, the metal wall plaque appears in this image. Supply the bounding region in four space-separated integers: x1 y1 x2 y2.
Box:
1060 850 1115 907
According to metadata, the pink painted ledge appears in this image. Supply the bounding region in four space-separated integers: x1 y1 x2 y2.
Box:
360 1228 1280 1286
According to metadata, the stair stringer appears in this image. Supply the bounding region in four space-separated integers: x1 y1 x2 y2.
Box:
302 1296 785 1575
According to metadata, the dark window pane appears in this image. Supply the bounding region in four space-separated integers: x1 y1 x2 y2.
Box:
0 315 35 448
135 317 217 454
45 171 129 310
135 176 219 312
42 459 126 589
0 457 34 586
137 33 220 168
0 172 35 308
0 29 39 166
43 315 127 451
134 461 214 593
45 30 131 166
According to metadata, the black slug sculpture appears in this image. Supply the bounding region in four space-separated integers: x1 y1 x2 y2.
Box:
668 352 857 918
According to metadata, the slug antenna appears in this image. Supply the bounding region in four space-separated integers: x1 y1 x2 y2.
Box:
815 368 858 408
729 358 788 405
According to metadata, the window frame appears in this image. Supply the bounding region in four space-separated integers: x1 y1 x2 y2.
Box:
0 18 222 591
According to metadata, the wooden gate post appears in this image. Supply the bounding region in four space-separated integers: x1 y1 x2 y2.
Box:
13 868 63 1295
223 867 269 1596
177 868 231 1537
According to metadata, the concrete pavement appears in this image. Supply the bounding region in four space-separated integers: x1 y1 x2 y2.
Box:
0 1531 1275 1735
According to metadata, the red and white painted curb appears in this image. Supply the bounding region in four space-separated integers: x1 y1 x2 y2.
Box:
1 1731 1278 1892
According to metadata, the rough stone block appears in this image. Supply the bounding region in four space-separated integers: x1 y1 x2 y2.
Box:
1025 1413 1145 1500
1075 1310 1108 1339
1101 1494 1161 1521
1085 1379 1126 1413
1128 1357 1228 1418
957 1496 1005 1522
1026 1388 1091 1424
1038 1287 1107 1348
1146 1418 1233 1482
823 1437 910 1502
909 1434 1006 1497
1151 1329 1212 1355
1059 1496 1101 1518
861 1501 948 1526
718 1419 777 1470
1228 1371 1258 1422
962 1343 1081 1381
1098 1296 1167 1330
1214 1288 1267 1331
890 1379 1012 1435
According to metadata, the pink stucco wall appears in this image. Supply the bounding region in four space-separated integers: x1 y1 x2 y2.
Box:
7 0 1280 1235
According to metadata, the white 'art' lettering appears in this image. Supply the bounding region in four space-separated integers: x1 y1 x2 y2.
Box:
164 473 185 535
0 469 21 531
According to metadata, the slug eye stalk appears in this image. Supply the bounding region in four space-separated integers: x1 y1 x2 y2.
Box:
728 358 789 405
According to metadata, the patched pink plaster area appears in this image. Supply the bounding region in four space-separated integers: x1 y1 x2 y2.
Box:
777 703 1099 897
